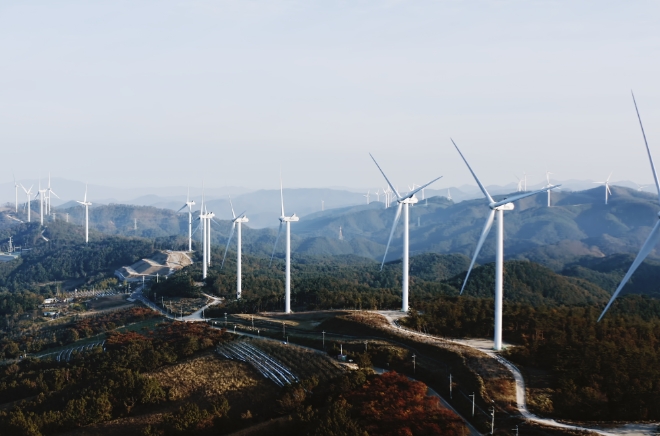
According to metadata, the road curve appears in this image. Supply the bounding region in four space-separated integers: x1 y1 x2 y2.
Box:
377 310 623 436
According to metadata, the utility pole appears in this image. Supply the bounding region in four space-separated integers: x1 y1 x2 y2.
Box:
224 313 227 327
412 354 416 374
322 330 325 348
282 322 286 338
364 340 368 352
449 373 453 399
490 406 495 435
469 392 475 417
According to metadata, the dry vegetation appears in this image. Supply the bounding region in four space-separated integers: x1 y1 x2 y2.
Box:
162 297 207 316
146 353 265 400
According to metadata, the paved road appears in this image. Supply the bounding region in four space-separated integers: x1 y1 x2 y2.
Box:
377 311 660 436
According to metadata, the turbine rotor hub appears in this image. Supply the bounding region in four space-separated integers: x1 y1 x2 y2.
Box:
490 202 514 211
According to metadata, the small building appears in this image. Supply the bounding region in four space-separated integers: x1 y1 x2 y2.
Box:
43 298 57 305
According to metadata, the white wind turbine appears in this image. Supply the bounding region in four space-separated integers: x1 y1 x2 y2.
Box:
375 189 381 202
363 190 371 204
35 179 47 226
221 197 248 300
20 183 34 222
176 188 196 252
514 175 523 192
370 153 443 312
636 183 648 192
599 93 660 321
447 188 452 201
270 176 299 314
453 139 559 350
46 173 59 216
545 171 555 206
13 175 19 213
77 184 92 243
594 173 613 204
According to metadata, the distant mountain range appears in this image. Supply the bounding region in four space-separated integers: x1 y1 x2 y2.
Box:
1 177 655 229
1 185 658 275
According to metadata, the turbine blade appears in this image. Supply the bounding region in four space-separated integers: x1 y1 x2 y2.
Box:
461 209 496 295
632 92 660 204
191 221 201 236
598 219 660 321
50 190 60 199
221 223 236 269
451 139 494 203
405 175 443 200
84 183 88 203
607 185 612 195
176 204 187 213
237 210 247 219
380 203 403 270
270 222 284 266
490 184 562 208
229 196 236 219
280 176 285 216
370 153 401 199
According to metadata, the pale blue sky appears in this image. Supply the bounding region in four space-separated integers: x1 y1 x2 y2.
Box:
1 1 659 191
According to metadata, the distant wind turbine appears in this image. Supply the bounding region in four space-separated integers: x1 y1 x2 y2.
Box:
370 153 442 312
636 183 648 191
599 93 660 321
270 175 299 314
594 173 613 204
177 188 196 252
46 173 59 216
221 197 248 300
20 183 34 222
76 184 92 243
13 175 19 213
35 179 47 226
453 139 559 350
447 188 452 201
545 171 555 206
363 190 370 204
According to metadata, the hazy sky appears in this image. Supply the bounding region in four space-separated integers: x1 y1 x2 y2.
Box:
2 1 660 191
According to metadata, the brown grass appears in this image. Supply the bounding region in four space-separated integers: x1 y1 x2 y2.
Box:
146 353 261 400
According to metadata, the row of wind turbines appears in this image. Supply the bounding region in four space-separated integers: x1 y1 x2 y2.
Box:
364 93 659 351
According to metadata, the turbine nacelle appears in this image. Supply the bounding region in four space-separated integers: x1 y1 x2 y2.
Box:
280 214 299 222
490 202 514 211
399 196 418 205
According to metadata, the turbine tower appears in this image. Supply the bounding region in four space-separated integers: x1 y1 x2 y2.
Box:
46 173 59 216
545 171 554 206
177 188 196 252
599 93 660 321
36 180 47 226
270 176 299 314
453 139 558 350
13 175 19 213
221 197 248 300
363 190 371 204
370 153 443 312
594 173 613 204
77 184 92 243
447 188 452 201
20 184 34 222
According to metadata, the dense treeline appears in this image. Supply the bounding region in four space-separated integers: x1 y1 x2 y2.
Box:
404 294 660 421
0 322 230 435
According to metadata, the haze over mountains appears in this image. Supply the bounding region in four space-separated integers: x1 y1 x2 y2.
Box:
1 177 653 229
3 184 658 275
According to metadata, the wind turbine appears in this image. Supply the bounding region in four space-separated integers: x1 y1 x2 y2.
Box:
514 175 523 192
46 173 59 216
76 184 92 243
270 176 299 314
221 197 248 300
177 188 196 252
594 173 613 204
20 184 34 222
599 93 660 321
453 139 559 350
363 190 371 204
545 171 554 206
13 175 19 213
636 183 648 192
35 179 47 226
370 153 443 312
447 188 452 201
